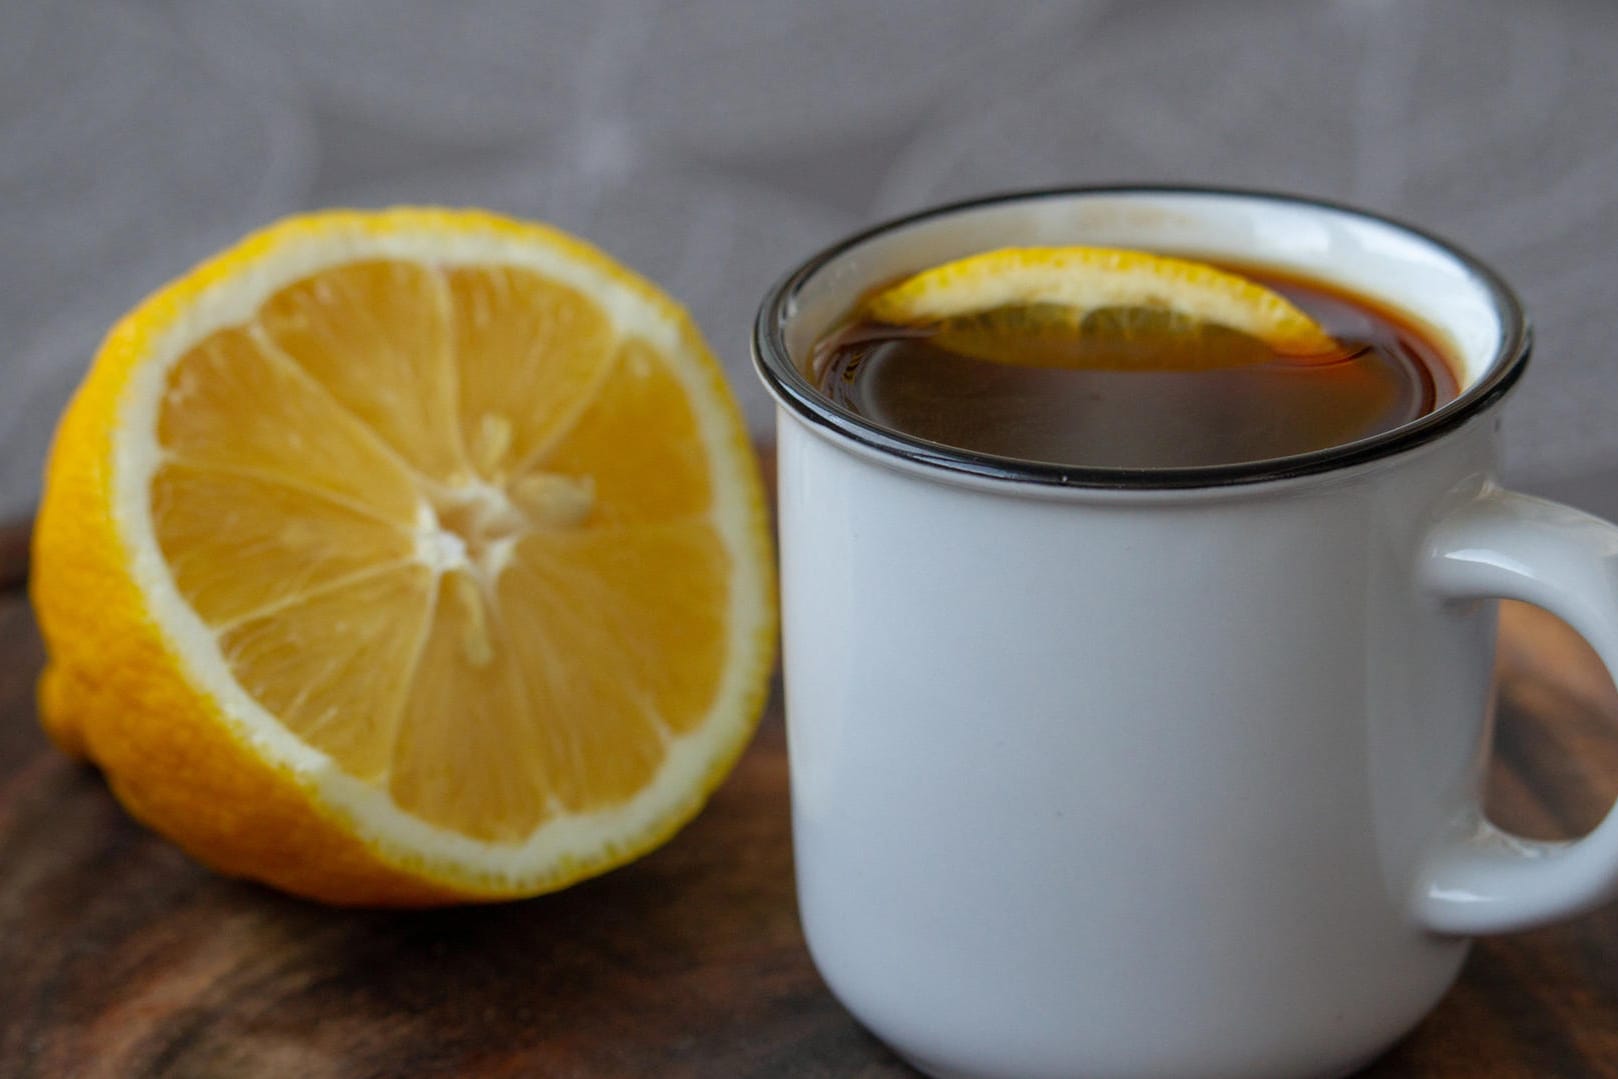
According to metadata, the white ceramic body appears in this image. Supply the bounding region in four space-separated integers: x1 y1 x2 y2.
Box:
754 190 1618 1079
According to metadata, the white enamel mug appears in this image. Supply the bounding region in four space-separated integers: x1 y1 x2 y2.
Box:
751 188 1618 1079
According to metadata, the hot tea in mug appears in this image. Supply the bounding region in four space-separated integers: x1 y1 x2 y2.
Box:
811 251 1460 468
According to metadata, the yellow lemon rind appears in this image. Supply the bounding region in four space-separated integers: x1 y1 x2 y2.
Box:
32 207 777 905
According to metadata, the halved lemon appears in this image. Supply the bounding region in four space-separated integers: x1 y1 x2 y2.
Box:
31 208 776 905
866 246 1336 369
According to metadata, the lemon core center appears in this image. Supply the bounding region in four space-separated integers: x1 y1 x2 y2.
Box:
418 471 595 582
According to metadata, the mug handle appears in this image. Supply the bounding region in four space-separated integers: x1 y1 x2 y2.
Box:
1414 484 1618 934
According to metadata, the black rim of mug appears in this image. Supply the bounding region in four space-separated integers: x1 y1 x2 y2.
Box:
751 184 1532 490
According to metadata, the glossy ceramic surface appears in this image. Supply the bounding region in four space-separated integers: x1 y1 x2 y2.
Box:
755 189 1618 1079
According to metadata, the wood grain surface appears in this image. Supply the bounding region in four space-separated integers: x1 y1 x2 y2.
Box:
3 512 1617 1078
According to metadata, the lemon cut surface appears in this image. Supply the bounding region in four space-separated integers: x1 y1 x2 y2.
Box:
32 209 776 905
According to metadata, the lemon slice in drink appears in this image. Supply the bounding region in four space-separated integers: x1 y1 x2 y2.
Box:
31 208 775 905
866 246 1337 369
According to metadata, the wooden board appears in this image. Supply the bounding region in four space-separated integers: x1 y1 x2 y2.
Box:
3 517 1617 1078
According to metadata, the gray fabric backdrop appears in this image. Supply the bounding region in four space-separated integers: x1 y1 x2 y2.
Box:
4 0 1616 521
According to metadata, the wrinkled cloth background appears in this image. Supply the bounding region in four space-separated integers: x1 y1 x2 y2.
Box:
4 0 1617 522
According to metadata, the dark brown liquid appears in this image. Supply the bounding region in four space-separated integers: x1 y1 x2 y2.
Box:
812 262 1460 469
